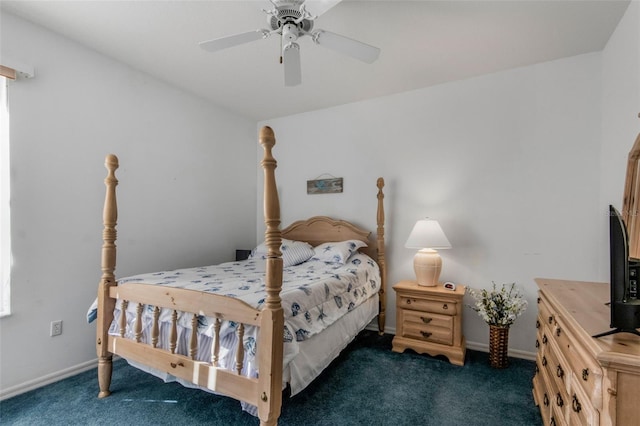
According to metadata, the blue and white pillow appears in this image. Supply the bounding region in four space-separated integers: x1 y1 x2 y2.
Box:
311 240 367 264
250 239 315 267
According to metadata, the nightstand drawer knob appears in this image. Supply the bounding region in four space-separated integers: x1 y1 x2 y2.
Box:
420 331 432 339
420 316 432 324
582 368 589 381
442 303 448 310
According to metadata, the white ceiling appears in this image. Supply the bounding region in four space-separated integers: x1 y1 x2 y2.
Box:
1 0 631 121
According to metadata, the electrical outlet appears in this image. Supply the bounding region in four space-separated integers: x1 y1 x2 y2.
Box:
50 320 63 337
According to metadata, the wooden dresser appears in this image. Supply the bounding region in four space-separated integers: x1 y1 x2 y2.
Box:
533 278 640 426
392 280 466 366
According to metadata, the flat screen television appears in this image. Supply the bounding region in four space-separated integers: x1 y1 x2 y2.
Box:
593 205 640 338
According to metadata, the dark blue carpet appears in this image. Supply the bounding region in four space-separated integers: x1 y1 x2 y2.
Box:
0 332 541 425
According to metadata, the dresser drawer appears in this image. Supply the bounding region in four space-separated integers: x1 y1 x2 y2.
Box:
536 319 551 355
552 314 603 408
537 295 555 329
545 339 570 394
399 296 457 315
567 378 599 426
544 360 568 425
550 403 569 426
534 355 552 426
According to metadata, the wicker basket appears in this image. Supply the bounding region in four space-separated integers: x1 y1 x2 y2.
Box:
489 325 510 368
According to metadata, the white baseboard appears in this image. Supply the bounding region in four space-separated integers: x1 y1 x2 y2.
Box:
367 325 537 361
465 340 536 361
0 358 98 401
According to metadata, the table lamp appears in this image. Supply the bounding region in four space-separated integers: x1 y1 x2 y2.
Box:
405 218 451 286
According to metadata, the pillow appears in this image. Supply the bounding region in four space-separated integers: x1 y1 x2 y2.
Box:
311 239 367 264
249 239 315 267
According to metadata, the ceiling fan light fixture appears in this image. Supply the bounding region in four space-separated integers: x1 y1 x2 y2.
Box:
282 23 300 42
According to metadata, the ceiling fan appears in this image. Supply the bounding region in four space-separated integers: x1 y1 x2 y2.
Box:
199 0 380 87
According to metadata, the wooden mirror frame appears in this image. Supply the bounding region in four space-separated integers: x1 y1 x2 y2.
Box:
622 132 640 259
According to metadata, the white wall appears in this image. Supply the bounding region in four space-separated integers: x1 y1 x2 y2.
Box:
0 13 257 395
260 52 604 355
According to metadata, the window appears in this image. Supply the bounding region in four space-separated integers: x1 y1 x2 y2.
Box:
0 75 11 317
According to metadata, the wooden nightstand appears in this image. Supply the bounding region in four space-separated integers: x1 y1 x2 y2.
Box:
392 280 466 366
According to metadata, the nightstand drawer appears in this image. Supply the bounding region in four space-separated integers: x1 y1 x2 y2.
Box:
402 320 453 345
402 309 453 329
398 296 457 315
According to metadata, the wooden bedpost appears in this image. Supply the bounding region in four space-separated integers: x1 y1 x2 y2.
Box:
376 178 386 335
97 154 118 398
257 126 284 426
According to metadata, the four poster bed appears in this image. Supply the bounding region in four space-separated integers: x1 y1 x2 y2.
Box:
93 126 387 425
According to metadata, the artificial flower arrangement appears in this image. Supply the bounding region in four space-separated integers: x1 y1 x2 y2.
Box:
467 282 528 327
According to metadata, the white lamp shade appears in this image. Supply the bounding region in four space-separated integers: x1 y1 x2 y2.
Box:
405 219 452 249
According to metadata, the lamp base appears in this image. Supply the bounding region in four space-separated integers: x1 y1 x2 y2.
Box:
413 249 442 286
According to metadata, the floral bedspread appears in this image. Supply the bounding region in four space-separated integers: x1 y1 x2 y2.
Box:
87 253 380 371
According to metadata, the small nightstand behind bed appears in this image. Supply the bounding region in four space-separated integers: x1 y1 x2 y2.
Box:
392 280 466 366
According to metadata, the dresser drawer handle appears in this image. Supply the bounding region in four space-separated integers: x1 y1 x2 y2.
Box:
420 316 432 324
543 393 549 407
536 320 540 329
556 327 562 337
542 356 547 366
550 416 556 426
420 331 432 339
582 368 589 381
535 339 540 348
542 335 548 344
548 315 553 324
442 303 448 310
406 299 412 305
556 393 564 407
537 297 541 304
556 365 564 379
572 394 582 413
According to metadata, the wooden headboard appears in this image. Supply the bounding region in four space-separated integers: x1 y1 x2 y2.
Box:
282 216 374 258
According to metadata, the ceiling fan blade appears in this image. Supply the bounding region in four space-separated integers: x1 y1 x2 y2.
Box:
303 0 342 17
199 30 267 53
283 42 302 87
313 30 380 64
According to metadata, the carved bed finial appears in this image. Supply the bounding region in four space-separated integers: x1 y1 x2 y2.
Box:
259 126 282 307
102 155 119 285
